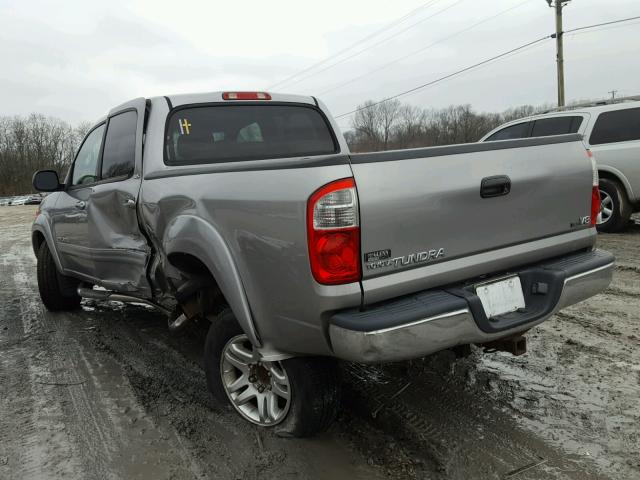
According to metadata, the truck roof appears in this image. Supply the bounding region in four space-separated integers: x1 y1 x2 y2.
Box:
159 91 317 108
92 91 320 128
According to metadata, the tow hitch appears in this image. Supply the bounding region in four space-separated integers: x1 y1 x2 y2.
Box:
480 335 527 356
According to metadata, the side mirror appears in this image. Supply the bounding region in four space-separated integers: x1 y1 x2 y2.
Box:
32 170 62 192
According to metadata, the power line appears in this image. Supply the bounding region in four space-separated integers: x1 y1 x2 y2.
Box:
566 19 640 37
266 0 443 90
334 14 640 121
334 35 551 119
564 15 640 34
318 0 533 96
269 0 465 90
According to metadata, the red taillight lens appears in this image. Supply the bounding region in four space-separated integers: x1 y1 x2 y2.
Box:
307 178 360 285
222 92 271 100
587 149 600 227
591 185 600 226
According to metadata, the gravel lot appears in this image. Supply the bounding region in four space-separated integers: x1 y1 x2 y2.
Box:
1 205 638 480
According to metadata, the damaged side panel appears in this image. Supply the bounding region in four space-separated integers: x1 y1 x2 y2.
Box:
88 185 151 295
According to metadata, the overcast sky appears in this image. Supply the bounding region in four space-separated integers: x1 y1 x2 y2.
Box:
1 0 639 129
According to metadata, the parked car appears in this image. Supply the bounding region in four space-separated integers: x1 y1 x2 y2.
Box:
32 91 614 436
0 197 11 206
11 196 27 205
481 99 640 232
24 195 42 205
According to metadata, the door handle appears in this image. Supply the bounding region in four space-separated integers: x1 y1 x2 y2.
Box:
75 201 86 210
480 176 511 198
123 199 136 209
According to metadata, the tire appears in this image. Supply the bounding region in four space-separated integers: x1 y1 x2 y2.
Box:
36 242 81 311
204 309 340 437
597 178 632 233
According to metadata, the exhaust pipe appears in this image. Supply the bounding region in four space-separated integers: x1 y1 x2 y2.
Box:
480 335 527 356
77 285 171 316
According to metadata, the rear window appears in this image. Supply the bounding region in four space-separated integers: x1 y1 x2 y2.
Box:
101 110 137 179
531 116 583 137
164 105 337 165
485 121 531 141
589 107 640 145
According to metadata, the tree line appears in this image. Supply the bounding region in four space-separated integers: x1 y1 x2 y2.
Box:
0 115 90 196
345 100 551 152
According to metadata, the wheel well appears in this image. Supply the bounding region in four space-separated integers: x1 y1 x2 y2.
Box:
32 230 45 255
598 170 629 200
168 252 213 277
167 252 227 316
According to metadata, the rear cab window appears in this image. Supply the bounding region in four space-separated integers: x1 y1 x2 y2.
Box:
164 104 338 165
589 107 640 145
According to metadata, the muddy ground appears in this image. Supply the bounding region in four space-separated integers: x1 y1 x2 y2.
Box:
0 205 638 480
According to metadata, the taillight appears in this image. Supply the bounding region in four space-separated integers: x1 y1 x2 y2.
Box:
307 178 360 285
587 149 600 226
222 92 271 100
591 186 600 226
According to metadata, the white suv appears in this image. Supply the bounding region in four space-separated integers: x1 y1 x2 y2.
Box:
481 100 640 232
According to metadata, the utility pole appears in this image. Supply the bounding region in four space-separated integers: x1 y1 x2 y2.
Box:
547 0 571 107
609 90 618 101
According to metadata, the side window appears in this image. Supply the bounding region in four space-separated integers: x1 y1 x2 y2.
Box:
531 116 583 137
72 125 105 186
101 110 137 179
590 108 640 145
486 122 531 141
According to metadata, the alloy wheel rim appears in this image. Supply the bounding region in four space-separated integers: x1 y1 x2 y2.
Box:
597 190 614 225
220 335 291 426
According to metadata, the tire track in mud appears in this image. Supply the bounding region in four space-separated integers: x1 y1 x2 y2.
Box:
0 210 207 480
342 356 606 480
0 242 87 479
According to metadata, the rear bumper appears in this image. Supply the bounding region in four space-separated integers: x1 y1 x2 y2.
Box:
329 249 614 363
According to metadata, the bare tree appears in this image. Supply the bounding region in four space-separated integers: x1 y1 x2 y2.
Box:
377 100 402 150
350 99 404 151
0 114 82 196
346 100 545 152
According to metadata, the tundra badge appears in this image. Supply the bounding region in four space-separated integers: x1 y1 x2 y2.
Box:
365 248 445 271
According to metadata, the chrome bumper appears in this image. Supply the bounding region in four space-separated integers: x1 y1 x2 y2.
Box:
330 250 614 363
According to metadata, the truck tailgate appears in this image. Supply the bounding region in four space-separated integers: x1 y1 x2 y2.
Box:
350 135 595 300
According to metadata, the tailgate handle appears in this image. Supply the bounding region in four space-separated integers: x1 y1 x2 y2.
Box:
480 176 511 198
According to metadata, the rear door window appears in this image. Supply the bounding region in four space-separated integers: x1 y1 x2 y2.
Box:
165 105 337 165
531 116 583 137
101 110 137 179
589 108 640 145
485 122 531 141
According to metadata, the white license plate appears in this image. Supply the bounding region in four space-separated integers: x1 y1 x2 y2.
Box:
475 276 525 318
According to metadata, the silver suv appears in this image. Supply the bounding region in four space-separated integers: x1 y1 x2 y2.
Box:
481 100 640 232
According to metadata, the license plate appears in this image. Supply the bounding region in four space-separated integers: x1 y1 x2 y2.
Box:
475 276 525 318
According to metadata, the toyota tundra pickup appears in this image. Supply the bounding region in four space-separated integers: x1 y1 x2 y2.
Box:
32 91 614 437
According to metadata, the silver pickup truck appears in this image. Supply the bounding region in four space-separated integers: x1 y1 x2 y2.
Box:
32 91 614 437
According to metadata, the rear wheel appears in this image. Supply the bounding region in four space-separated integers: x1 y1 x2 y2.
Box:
597 178 632 233
204 309 340 437
36 242 81 311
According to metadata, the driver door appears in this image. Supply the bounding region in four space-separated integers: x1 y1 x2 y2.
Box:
50 123 106 280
